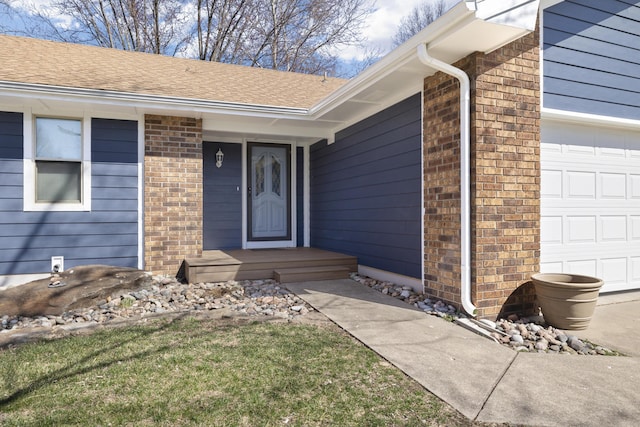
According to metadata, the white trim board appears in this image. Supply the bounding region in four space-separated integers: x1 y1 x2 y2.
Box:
357 265 423 294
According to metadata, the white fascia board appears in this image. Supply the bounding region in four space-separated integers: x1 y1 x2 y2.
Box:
202 117 333 141
0 81 309 120
542 108 640 132
0 82 333 141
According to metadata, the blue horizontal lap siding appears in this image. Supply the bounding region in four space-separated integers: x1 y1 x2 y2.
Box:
310 94 422 279
203 142 242 250
0 114 139 275
0 112 22 159
543 1 640 119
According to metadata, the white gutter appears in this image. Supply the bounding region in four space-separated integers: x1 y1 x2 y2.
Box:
309 1 477 117
0 81 310 118
417 43 476 317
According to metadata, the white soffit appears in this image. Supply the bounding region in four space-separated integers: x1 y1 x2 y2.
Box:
428 20 532 62
473 0 540 30
311 0 540 132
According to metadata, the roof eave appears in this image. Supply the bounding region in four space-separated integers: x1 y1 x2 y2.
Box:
309 0 540 128
309 1 477 118
0 81 311 119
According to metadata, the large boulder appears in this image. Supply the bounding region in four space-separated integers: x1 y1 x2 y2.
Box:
0 265 154 317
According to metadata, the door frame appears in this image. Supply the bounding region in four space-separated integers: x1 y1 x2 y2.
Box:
243 140 297 249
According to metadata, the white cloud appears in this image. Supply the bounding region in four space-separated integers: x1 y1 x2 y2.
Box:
336 0 427 61
9 0 440 63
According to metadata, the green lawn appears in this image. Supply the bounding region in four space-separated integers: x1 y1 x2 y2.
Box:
0 316 475 426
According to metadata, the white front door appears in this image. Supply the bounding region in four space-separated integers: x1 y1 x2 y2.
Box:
541 120 640 293
248 143 291 241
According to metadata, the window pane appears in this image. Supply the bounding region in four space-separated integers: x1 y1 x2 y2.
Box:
36 118 82 160
36 161 82 202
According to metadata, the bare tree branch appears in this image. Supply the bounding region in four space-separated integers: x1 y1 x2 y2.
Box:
18 0 372 75
27 0 189 55
393 0 450 47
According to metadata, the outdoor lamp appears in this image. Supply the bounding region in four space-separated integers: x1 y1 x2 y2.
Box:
216 148 224 168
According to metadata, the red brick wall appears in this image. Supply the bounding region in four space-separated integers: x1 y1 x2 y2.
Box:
470 30 541 318
423 28 541 318
423 68 464 306
144 115 203 275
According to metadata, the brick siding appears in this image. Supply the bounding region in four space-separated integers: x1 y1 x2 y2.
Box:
144 115 203 275
424 28 541 318
423 69 464 306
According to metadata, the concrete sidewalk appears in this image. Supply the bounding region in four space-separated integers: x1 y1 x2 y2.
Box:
287 280 640 427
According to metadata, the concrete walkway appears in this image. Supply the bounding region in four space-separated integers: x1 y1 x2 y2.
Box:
287 280 640 427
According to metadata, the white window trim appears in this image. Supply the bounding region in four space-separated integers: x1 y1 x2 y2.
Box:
23 109 92 212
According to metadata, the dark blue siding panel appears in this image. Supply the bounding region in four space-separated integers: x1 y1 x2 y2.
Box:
310 94 422 279
92 118 138 163
0 111 23 159
203 142 242 250
296 147 304 247
0 113 139 276
543 1 640 119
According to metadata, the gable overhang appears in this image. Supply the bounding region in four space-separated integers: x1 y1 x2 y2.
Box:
0 81 336 144
310 0 540 138
0 0 540 144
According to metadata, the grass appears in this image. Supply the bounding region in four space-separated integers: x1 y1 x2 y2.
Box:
0 316 474 426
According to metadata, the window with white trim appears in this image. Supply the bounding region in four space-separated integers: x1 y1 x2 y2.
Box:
24 112 91 212
35 117 83 203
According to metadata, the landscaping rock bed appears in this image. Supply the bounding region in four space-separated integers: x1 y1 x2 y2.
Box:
1 274 315 345
350 273 620 356
1 268 620 356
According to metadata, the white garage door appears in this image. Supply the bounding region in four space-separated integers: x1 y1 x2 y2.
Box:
541 121 640 293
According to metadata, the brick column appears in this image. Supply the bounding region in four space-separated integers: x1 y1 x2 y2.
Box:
144 115 203 275
423 69 465 305
471 30 541 318
424 28 541 318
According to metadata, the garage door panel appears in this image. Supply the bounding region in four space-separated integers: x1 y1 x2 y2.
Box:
631 257 640 282
630 175 640 198
540 250 640 292
541 123 640 293
631 216 640 239
541 170 562 198
541 216 562 244
600 216 627 241
601 258 628 284
567 171 596 198
600 173 626 198
541 213 640 244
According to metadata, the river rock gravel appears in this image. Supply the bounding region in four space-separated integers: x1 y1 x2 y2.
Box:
350 273 620 356
1 276 314 338
1 271 620 356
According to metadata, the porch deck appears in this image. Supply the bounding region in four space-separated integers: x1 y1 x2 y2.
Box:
184 248 358 284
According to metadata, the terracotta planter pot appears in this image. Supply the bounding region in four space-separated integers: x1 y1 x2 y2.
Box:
531 273 604 330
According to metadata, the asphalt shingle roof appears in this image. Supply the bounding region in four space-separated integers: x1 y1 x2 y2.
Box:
0 35 347 109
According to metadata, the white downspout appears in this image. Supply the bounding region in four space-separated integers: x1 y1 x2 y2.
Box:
417 43 477 317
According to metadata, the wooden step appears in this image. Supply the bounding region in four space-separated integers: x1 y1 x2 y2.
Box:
184 248 357 284
274 266 351 283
